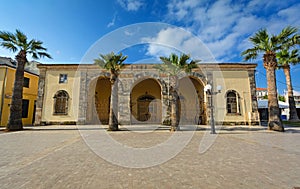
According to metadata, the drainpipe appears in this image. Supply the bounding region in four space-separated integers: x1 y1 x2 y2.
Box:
0 67 8 125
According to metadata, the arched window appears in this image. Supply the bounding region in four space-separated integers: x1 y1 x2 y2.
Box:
53 90 69 115
226 90 240 114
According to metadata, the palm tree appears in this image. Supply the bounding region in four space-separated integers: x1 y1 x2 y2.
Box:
94 52 127 131
0 29 51 131
277 49 300 121
241 26 299 132
156 53 199 131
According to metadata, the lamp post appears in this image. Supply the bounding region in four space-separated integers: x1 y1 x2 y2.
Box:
204 84 222 134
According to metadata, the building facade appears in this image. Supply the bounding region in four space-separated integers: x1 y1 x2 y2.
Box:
256 87 268 99
283 90 300 120
35 63 259 126
0 57 39 126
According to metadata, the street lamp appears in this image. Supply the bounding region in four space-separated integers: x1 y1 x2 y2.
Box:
204 83 222 134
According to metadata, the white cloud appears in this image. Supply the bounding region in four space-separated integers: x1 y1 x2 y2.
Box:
142 27 216 62
206 33 240 60
117 0 143 11
107 14 117 28
277 4 300 27
233 16 266 35
164 0 300 62
167 0 201 21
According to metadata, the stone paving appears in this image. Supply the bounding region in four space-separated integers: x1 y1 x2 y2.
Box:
0 125 300 188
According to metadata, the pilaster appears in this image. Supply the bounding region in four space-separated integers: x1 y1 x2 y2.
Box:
34 68 46 125
248 69 260 125
77 70 87 124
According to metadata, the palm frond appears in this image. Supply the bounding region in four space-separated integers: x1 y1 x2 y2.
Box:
277 48 300 67
15 29 27 48
0 42 18 52
0 31 19 52
278 26 299 49
158 53 198 75
241 47 260 61
37 52 52 59
0 29 51 60
31 52 39 59
94 52 127 74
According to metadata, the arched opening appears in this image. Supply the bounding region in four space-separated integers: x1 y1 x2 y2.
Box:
226 90 241 115
178 77 205 124
130 78 162 124
94 77 111 124
53 90 69 115
86 76 111 124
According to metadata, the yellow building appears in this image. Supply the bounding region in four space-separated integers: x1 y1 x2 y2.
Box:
0 57 39 126
35 63 260 126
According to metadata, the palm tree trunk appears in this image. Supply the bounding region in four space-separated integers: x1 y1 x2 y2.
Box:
108 74 118 131
7 50 27 131
283 65 299 121
264 53 284 132
170 76 179 131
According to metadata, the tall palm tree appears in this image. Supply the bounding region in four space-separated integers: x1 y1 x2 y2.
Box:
156 53 199 131
277 49 300 121
94 52 127 131
0 29 51 131
241 26 299 132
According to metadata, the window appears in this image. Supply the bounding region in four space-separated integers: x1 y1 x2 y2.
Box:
226 91 240 114
59 74 68 84
22 99 29 118
23 77 30 88
53 90 69 115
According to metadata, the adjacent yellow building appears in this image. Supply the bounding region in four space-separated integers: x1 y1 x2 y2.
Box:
0 57 39 126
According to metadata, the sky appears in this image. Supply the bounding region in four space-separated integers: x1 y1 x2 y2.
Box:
0 0 300 94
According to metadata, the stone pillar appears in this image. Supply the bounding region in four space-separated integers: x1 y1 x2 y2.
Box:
161 77 170 125
77 70 87 125
34 67 46 126
206 72 213 125
248 69 260 125
118 78 131 125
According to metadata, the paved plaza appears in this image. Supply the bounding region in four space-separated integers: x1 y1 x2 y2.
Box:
0 125 300 188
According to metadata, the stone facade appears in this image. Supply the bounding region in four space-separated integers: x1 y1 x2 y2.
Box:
36 63 260 126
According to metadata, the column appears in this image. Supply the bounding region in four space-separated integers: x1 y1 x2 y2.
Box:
34 67 46 125
77 70 87 125
248 69 259 125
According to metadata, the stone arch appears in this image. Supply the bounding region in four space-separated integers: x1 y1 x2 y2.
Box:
86 73 111 124
130 72 167 93
130 78 162 124
178 76 206 125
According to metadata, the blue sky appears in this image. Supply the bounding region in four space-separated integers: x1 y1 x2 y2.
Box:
0 0 300 94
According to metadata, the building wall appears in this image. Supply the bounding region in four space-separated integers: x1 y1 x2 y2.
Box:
215 71 252 124
41 70 80 124
0 67 7 125
0 66 39 126
37 63 259 126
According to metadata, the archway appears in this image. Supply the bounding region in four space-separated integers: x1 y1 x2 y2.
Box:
95 77 111 124
88 77 111 124
178 76 205 124
130 78 162 124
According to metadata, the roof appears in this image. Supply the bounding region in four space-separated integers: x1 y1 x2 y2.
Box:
0 57 17 67
37 62 257 70
257 99 289 109
0 56 40 76
256 88 267 91
293 90 300 96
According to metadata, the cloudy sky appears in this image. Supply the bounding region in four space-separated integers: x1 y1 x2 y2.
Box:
0 0 300 93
